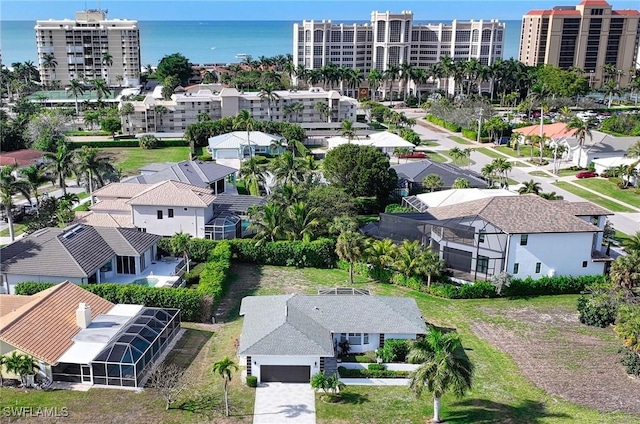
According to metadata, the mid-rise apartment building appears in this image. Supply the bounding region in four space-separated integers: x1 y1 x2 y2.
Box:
121 85 357 134
293 11 505 96
519 0 639 88
35 10 140 87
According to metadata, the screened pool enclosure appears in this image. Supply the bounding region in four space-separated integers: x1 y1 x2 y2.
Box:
52 308 181 387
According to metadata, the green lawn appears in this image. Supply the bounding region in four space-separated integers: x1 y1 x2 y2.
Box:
506 177 519 185
426 152 448 163
528 171 552 178
0 222 26 237
557 168 580 177
100 146 191 176
441 151 475 167
553 182 635 212
420 140 439 147
495 145 542 159
448 136 471 145
573 178 640 209
475 147 506 160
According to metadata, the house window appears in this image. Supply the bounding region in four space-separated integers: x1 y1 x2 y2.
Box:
116 256 136 274
513 263 519 274
478 230 486 243
535 262 541 273
476 255 489 274
340 333 347 342
348 333 362 345
364 333 369 344
157 210 163 220
520 234 528 246
582 261 588 268
168 208 174 218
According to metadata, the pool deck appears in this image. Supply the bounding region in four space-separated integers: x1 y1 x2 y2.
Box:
106 257 185 285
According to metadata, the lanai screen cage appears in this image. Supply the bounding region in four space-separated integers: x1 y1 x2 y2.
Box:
91 308 181 387
377 213 508 282
204 213 241 240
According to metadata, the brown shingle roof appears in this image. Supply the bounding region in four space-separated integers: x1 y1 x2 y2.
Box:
553 201 613 217
127 180 216 207
92 183 151 199
74 211 134 228
0 282 114 364
427 195 601 234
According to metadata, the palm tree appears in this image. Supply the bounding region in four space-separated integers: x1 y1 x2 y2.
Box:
329 215 359 235
120 102 135 135
408 327 474 423
74 146 115 205
368 69 383 100
314 101 331 122
102 52 113 85
627 141 640 159
286 202 320 242
336 230 365 285
423 174 443 192
384 63 401 104
20 165 48 209
248 203 284 243
452 178 470 189
4 352 40 386
68 79 85 116
259 82 280 121
491 158 512 188
567 118 593 168
365 238 397 280
448 147 464 166
170 232 192 272
42 52 57 84
518 179 542 195
153 105 168 132
609 253 640 291
481 163 497 187
423 248 445 289
233 109 256 159
393 147 412 164
400 62 415 100
340 119 357 143
240 156 265 196
603 78 621 108
212 357 238 417
1 165 32 242
539 191 564 200
44 142 75 196
270 152 306 184
621 231 640 254
91 78 111 101
394 240 428 281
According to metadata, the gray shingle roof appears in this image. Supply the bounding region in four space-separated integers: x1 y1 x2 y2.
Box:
392 160 487 188
93 227 160 256
426 195 602 234
238 294 426 356
128 161 236 188
212 194 266 214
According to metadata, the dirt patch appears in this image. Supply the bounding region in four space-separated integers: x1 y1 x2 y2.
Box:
471 306 640 413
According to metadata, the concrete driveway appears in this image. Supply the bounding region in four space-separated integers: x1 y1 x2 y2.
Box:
253 383 316 424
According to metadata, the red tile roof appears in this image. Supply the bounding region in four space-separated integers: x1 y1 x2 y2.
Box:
613 10 640 15
578 0 610 5
514 122 577 139
0 149 44 167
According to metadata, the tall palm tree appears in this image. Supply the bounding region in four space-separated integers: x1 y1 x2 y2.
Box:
394 240 428 281
102 52 113 85
340 119 357 143
74 146 116 205
0 165 32 242
68 79 85 116
603 78 621 108
259 82 280 121
518 179 542 195
400 62 415 100
384 63 401 104
314 101 331 122
423 248 445 289
408 327 474 423
286 201 320 242
248 203 284 243
567 118 593 168
91 78 111 101
423 174 443 192
233 109 256 159
481 163 497 187
153 105 168 132
20 165 48 209
240 156 265 196
42 52 57 85
44 142 74 196
212 357 238 417
270 152 306 184
368 69 383 100
365 238 397 279
120 102 135 135
170 232 192 272
448 147 465 167
336 230 365 285
491 158 512 188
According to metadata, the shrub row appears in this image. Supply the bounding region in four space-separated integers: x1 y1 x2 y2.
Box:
15 282 204 322
159 237 338 268
337 366 410 379
425 114 462 132
183 262 206 286
461 129 491 143
197 241 232 311
69 139 188 149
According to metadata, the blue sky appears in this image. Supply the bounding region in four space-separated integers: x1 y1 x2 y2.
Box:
2 0 639 21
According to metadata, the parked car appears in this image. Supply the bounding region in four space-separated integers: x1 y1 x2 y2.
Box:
576 171 598 179
399 152 427 159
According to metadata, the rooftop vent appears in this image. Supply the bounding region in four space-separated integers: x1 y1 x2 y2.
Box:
76 303 92 328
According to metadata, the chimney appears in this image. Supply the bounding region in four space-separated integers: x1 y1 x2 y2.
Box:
76 303 92 328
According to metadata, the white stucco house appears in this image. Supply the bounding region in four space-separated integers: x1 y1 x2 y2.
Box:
238 293 427 383
207 131 285 160
592 156 640 186
0 225 160 293
327 131 415 156
561 131 639 168
376 190 613 282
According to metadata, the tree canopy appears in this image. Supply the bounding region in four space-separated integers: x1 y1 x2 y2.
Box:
323 144 397 200
156 53 193 86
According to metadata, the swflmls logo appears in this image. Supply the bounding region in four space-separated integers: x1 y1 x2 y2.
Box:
2 407 69 418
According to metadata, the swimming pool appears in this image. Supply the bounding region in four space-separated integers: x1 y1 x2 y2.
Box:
132 277 159 287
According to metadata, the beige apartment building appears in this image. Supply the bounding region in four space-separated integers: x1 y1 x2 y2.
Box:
293 11 505 96
35 10 140 87
519 0 639 88
121 85 358 134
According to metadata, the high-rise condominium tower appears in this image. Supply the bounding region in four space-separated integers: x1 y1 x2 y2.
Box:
519 0 639 88
35 10 140 88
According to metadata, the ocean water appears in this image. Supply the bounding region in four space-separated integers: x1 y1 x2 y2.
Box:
1 19 522 66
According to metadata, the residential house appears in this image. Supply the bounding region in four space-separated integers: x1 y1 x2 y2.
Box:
374 190 612 281
592 157 640 186
0 224 160 293
238 293 426 383
207 131 285 161
0 282 180 388
392 160 488 196
326 131 415 156
0 149 45 177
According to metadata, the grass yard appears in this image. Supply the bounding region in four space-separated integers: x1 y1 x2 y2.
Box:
425 152 448 163
448 136 472 145
0 222 26 237
420 140 439 147
495 145 543 159
475 147 506 160
506 177 519 186
554 182 636 213
441 151 475 167
100 146 191 176
528 170 552 178
573 178 640 209
557 168 580 177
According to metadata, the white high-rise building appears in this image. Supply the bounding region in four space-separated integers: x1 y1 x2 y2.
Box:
293 11 505 97
35 10 140 87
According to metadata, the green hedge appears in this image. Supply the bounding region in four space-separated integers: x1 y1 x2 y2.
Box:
15 282 204 322
425 115 462 132
461 129 491 143
246 375 258 387
337 366 410 378
69 139 188 149
183 262 206 286
378 339 410 363
197 241 232 309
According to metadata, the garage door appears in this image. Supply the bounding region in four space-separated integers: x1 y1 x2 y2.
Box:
261 365 310 383
443 247 472 272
